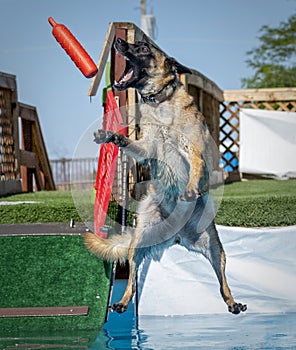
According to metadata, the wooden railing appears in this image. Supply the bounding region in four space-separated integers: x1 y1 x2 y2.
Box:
3 28 296 196
220 88 296 181
50 157 97 191
0 72 55 195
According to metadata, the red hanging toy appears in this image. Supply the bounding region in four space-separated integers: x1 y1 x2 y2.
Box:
48 17 98 78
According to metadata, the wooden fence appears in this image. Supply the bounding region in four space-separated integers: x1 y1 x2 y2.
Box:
50 87 296 191
3 26 296 195
220 88 296 181
51 23 296 191
88 22 224 201
50 157 97 191
0 72 55 195
0 72 20 193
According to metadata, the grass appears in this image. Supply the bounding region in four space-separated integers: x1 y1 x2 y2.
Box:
215 179 296 227
0 179 295 336
0 235 111 332
1 179 296 227
0 191 111 333
0 191 81 224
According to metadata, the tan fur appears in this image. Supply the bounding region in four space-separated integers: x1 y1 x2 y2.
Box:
86 37 247 315
140 84 212 198
84 231 132 265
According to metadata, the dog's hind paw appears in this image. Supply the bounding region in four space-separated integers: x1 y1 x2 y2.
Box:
228 302 247 315
109 302 128 314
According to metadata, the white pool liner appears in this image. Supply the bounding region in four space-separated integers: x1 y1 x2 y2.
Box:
137 225 296 315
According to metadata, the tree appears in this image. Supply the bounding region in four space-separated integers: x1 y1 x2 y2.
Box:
241 13 296 88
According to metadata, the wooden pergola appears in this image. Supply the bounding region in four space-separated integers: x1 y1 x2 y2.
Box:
0 72 55 195
220 87 296 180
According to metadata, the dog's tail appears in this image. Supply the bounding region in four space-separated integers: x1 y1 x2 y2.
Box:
84 231 132 264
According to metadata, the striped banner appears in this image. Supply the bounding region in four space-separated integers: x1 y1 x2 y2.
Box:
94 89 127 237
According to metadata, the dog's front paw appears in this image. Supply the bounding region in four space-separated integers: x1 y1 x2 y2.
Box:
228 302 247 315
107 132 130 147
93 130 114 144
108 132 129 147
109 302 128 314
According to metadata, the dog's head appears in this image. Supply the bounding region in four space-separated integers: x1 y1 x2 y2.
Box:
113 36 192 94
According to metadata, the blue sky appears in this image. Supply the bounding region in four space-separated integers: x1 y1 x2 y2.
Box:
1 0 295 158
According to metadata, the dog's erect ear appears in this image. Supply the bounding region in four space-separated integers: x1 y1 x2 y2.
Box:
166 57 192 75
141 34 150 43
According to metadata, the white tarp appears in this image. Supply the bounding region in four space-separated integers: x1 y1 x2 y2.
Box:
239 108 296 179
137 225 296 316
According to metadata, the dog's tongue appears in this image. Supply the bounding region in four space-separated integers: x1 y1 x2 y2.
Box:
119 67 134 84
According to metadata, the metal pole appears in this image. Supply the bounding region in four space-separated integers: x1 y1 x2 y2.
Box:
141 0 146 15
140 0 155 40
121 150 128 234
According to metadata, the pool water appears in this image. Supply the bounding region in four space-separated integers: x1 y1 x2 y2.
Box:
95 311 296 349
90 280 296 349
1 280 295 349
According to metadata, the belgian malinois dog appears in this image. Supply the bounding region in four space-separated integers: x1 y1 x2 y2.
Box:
85 36 247 315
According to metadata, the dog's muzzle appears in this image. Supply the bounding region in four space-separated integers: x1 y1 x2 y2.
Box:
115 38 129 53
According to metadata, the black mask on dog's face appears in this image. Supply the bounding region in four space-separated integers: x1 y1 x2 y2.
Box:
113 36 191 91
113 37 153 90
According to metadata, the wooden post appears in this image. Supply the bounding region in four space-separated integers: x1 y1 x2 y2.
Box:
21 118 33 192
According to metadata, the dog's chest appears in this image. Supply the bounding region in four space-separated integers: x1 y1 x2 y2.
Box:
139 110 191 192
141 103 175 125
142 120 190 157
142 122 170 146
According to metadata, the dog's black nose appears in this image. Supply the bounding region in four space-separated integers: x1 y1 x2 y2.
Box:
116 38 128 47
115 38 129 53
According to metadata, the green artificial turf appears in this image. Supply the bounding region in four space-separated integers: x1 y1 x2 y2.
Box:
215 179 296 227
0 191 82 224
0 179 295 338
0 235 111 332
1 179 296 227
0 329 100 349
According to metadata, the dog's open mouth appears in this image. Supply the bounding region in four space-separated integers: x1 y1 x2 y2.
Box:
113 59 136 90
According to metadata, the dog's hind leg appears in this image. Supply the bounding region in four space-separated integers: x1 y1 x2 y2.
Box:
110 240 139 314
186 222 247 315
110 219 152 314
110 192 177 313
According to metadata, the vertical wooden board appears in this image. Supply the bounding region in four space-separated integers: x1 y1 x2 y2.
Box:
112 28 127 122
202 92 215 138
88 23 115 97
31 114 55 190
212 98 220 148
0 89 17 180
127 28 135 44
12 90 20 180
19 104 55 191
187 84 200 110
180 75 187 91
126 28 138 139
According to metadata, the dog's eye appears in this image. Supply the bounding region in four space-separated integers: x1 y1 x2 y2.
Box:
141 46 149 53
